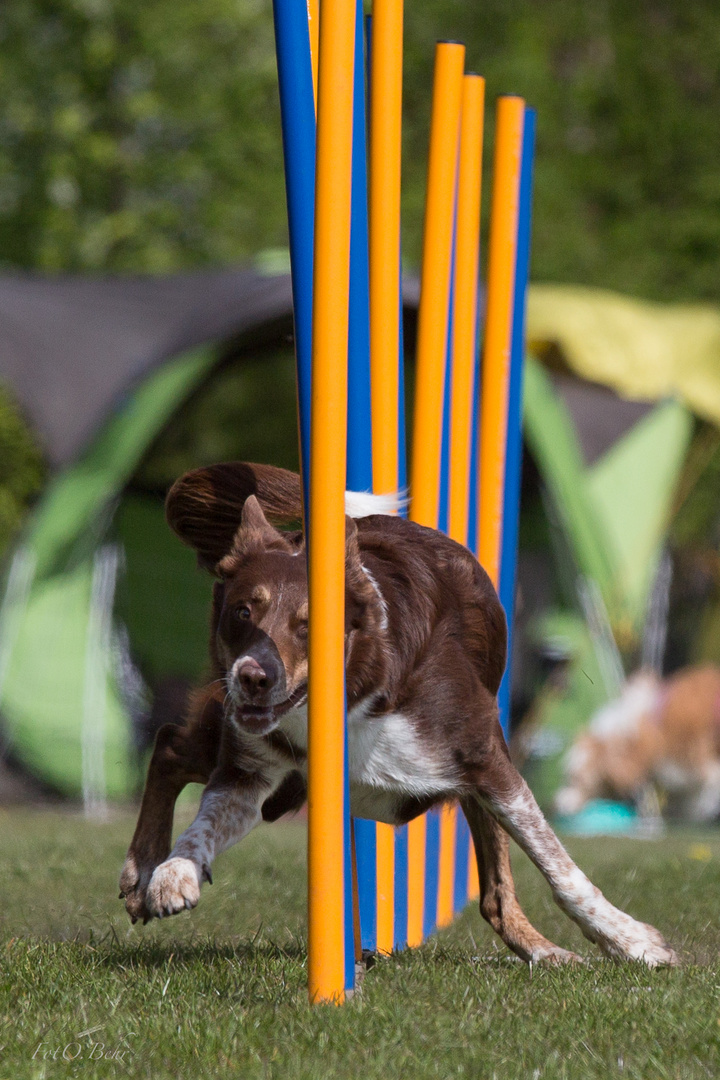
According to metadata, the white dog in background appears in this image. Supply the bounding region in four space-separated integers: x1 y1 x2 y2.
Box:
555 665 720 823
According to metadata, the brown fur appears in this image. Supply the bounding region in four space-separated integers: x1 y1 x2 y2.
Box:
166 461 303 570
120 463 675 966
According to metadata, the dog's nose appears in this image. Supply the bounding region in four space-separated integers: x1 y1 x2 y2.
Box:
237 657 273 698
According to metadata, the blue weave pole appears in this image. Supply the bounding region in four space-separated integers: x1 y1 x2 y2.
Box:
455 295 482 913
437 209 457 537
398 275 408 496
346 0 373 495
466 342 481 557
352 10 412 957
497 107 536 735
271 0 317 504
345 0 372 984
422 808 441 937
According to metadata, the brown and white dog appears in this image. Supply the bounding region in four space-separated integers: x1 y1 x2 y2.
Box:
119 462 675 966
556 665 720 823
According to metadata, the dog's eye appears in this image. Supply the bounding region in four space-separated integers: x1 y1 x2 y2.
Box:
234 606 252 621
295 621 308 640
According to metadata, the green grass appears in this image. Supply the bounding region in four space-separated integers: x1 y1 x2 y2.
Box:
1 804 720 1079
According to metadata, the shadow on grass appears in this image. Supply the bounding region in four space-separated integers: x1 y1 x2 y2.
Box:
94 936 307 972
7 929 309 974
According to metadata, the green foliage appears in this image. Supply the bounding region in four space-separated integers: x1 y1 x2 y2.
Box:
0 384 45 557
669 424 720 550
402 0 720 302
0 0 287 272
1 1 719 300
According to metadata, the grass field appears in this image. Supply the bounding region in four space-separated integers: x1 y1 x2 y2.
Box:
1 803 720 1079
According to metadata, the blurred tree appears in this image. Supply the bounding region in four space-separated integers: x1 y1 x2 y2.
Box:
0 0 719 300
0 0 287 272
0 387 45 556
402 0 720 302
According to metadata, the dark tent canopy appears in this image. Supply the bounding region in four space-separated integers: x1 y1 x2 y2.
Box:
0 269 294 466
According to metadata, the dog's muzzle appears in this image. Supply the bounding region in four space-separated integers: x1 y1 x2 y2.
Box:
227 653 303 735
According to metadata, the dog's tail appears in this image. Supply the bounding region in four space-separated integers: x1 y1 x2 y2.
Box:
166 461 402 569
345 490 407 518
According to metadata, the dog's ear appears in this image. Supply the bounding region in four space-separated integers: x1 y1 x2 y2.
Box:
216 496 294 576
344 517 374 631
240 493 278 536
165 462 302 571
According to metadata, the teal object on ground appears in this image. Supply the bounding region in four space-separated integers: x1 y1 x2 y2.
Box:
556 799 638 836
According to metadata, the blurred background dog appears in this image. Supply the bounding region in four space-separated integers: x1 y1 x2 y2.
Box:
555 665 720 823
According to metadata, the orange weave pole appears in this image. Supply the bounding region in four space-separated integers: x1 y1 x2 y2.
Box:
369 0 404 957
407 40 464 948
375 825 395 954
406 815 426 947
477 96 524 588
467 832 480 900
436 803 457 927
369 0 403 497
445 74 485 910
437 74 485 930
307 0 356 1006
410 40 465 529
448 74 485 547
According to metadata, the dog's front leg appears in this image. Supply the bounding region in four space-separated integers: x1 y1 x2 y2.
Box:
472 742 677 965
120 692 221 923
144 767 267 919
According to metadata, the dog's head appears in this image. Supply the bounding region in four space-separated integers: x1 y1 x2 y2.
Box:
210 495 377 736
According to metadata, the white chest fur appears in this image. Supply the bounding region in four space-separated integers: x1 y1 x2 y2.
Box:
278 696 456 823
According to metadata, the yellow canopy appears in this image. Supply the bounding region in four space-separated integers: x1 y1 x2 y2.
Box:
527 284 720 425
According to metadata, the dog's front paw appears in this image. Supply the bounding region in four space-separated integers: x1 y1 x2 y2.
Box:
146 857 202 918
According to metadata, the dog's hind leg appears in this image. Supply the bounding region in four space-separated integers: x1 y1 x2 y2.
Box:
470 731 677 966
120 690 221 923
460 798 581 963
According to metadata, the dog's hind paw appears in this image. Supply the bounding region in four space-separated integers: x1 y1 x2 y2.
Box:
628 924 678 967
597 922 678 967
119 852 139 897
146 857 202 919
119 854 147 922
119 852 156 923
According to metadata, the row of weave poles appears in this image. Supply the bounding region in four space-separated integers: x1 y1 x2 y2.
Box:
271 0 536 1003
